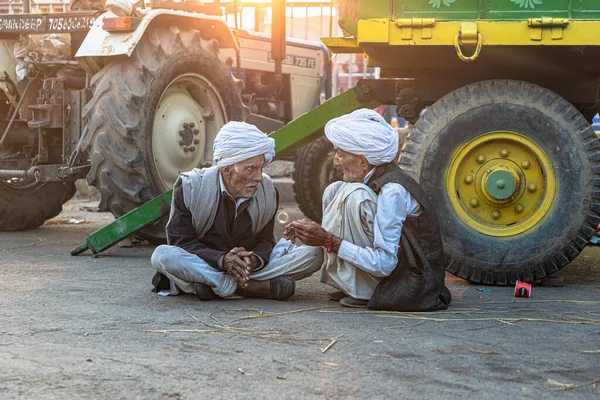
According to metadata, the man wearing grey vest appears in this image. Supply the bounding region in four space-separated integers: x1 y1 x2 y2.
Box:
151 122 322 301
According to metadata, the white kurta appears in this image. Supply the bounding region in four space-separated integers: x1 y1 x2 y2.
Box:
320 170 422 299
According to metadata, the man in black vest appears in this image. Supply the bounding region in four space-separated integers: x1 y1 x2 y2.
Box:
285 109 451 310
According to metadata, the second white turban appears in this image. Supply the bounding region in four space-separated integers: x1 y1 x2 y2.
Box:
324 108 399 166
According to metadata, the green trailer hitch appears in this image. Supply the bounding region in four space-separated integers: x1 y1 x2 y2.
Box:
71 80 404 256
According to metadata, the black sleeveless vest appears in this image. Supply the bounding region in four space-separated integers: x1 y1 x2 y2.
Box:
366 163 452 311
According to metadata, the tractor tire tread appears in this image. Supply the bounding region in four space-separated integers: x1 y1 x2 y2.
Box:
83 27 246 241
400 79 600 285
293 136 333 222
0 181 75 231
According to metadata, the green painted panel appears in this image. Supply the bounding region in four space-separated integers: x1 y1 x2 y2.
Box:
390 0 600 20
484 0 570 19
393 0 480 20
573 0 600 19
360 0 392 19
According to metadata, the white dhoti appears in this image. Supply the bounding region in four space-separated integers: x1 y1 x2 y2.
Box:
320 182 381 300
151 240 323 298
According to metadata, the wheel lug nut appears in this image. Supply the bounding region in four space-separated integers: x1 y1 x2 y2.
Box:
515 204 524 213
464 175 474 184
193 139 200 145
179 130 184 136
521 160 530 169
189 122 195 128
470 198 479 208
491 210 501 219
189 146 196 152
476 155 486 164
178 140 185 146
193 129 200 135
183 123 189 129
528 183 537 193
183 147 190 153
500 149 509 157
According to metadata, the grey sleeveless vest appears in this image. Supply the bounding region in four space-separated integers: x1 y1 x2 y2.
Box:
166 166 277 243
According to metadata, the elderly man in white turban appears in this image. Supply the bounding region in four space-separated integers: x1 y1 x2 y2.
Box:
150 121 321 301
284 109 452 310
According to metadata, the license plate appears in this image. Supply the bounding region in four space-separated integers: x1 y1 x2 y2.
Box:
0 12 96 34
268 53 317 69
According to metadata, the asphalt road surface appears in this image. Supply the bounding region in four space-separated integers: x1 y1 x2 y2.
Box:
1 199 599 399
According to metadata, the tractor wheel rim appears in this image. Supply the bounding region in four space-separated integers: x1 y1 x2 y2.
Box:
152 73 227 190
447 131 556 237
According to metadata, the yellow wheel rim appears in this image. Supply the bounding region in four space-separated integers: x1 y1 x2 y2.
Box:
447 131 556 237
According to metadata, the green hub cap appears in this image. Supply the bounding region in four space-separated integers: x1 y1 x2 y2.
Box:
485 170 516 200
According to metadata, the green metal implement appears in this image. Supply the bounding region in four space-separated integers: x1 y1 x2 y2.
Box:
71 84 384 255
70 191 173 255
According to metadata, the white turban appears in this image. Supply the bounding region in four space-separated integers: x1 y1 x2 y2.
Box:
212 121 275 167
324 108 399 166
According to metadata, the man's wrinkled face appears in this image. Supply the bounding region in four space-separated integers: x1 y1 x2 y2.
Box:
333 147 370 183
221 155 265 199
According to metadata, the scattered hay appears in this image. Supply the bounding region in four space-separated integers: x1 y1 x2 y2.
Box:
557 378 600 391
231 306 338 322
377 314 600 326
319 361 340 366
318 307 600 329
143 300 598 353
468 348 502 355
143 309 334 346
459 300 600 305
321 335 343 354
547 378 572 388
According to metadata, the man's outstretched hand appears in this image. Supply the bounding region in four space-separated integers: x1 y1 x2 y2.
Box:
284 219 330 247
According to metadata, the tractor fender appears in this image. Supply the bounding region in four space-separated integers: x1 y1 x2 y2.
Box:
75 9 237 74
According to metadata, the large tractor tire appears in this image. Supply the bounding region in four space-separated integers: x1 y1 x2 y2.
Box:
0 182 75 230
0 145 75 230
400 80 600 285
293 136 341 222
84 27 247 241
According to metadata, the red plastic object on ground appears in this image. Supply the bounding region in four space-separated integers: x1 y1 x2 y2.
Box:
514 281 532 298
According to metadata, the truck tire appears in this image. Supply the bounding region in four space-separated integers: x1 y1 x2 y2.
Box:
400 80 600 285
84 27 247 241
293 135 341 222
0 181 75 230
